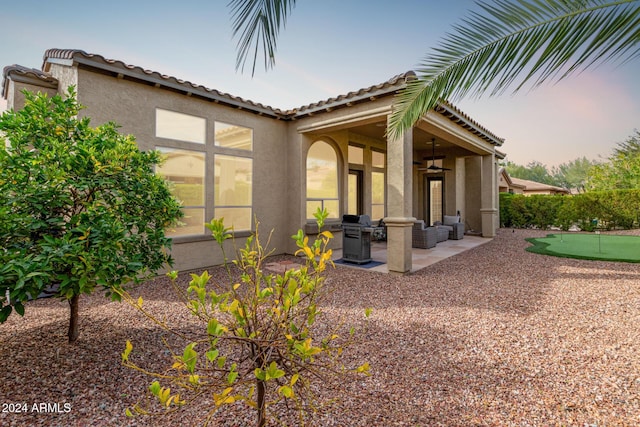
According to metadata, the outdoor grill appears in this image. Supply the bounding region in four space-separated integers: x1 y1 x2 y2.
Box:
341 214 373 264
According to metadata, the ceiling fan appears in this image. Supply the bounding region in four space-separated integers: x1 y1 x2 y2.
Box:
418 138 451 171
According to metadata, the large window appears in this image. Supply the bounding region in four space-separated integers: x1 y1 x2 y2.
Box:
155 109 254 237
214 155 253 231
156 109 206 144
156 148 206 236
306 141 339 219
215 122 253 151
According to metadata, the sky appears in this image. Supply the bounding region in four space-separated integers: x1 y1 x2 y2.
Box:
2 0 639 168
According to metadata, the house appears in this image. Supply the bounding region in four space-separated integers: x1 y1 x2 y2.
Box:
498 167 526 194
2 49 506 274
498 168 570 195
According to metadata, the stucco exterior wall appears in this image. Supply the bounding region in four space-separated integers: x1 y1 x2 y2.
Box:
48 64 77 97
6 81 57 111
71 68 290 271
464 156 482 233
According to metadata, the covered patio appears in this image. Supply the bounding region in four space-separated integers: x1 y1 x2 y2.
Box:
332 234 491 273
293 72 505 274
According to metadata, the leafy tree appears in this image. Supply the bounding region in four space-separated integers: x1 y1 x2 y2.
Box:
504 160 558 185
226 0 639 138
587 130 640 190
121 210 370 427
552 156 599 193
612 129 640 157
0 88 183 343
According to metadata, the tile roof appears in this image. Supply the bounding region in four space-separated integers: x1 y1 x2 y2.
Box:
43 49 284 118
510 177 570 193
3 49 504 145
2 64 58 97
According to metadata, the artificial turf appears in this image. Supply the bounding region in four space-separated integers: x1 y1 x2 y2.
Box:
525 232 640 263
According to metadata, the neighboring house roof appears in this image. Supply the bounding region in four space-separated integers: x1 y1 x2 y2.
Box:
2 64 58 97
510 177 570 194
3 48 504 146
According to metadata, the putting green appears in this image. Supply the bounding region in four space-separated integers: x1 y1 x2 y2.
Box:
526 233 640 263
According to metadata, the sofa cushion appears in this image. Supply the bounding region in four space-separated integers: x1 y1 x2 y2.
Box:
443 215 459 226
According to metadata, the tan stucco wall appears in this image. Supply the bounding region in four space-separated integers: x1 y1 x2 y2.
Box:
464 156 482 233
6 81 58 111
69 68 290 271
48 65 77 97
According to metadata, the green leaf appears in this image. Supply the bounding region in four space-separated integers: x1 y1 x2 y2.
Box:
205 349 219 363
183 343 198 374
278 385 294 398
13 302 25 317
0 306 12 323
227 370 238 385
149 381 161 396
254 368 266 381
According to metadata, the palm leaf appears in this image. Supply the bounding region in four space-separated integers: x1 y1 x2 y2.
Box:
229 0 297 76
388 0 640 139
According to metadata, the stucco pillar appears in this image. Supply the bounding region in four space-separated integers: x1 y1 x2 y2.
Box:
455 157 466 219
480 153 497 237
385 119 415 273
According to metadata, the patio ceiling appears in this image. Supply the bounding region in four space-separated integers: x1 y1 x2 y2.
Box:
349 121 470 153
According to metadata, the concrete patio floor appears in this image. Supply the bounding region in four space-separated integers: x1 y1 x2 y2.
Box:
332 235 492 273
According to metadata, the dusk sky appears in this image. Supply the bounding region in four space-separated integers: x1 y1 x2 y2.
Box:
2 0 639 167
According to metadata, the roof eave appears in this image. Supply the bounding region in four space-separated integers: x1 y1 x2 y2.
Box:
2 65 58 99
43 49 284 119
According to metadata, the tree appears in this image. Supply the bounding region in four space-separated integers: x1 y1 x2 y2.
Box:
226 0 639 137
586 130 640 190
121 210 370 426
552 156 599 192
504 160 558 185
0 88 183 343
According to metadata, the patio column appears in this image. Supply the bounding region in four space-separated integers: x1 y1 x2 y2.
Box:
385 117 415 273
480 153 497 237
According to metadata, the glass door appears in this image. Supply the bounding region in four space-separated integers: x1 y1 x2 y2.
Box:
348 169 363 215
426 176 443 225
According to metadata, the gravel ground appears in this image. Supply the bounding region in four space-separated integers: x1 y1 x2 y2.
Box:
1 228 640 426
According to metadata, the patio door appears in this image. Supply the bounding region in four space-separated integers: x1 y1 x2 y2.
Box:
348 169 363 215
425 176 443 225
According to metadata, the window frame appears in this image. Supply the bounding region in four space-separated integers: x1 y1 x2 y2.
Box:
154 108 255 240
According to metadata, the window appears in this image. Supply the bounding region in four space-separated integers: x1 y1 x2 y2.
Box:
371 151 386 220
348 145 363 165
371 171 385 220
214 155 253 231
372 150 385 168
155 109 206 144
306 141 339 219
155 109 255 236
215 122 253 151
156 148 206 236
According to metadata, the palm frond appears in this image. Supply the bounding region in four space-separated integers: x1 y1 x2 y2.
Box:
388 0 640 139
229 0 297 76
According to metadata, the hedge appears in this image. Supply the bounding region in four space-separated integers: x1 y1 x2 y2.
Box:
499 190 640 230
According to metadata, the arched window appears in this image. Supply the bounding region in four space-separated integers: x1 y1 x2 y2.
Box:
306 141 339 219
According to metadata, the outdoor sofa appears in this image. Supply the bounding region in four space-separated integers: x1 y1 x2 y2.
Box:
434 215 465 240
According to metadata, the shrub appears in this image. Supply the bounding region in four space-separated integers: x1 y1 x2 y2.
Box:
120 209 370 426
500 190 640 231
